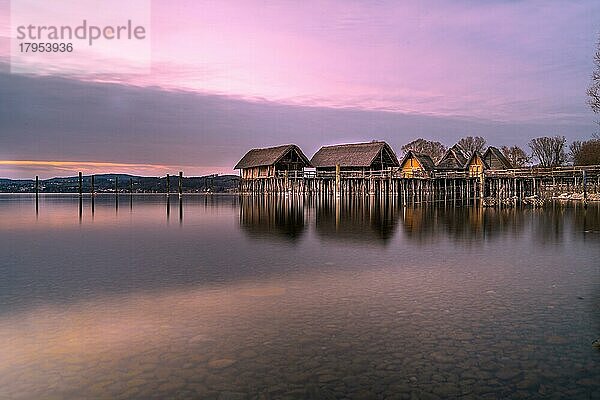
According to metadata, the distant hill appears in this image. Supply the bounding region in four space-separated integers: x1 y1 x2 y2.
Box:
0 174 240 193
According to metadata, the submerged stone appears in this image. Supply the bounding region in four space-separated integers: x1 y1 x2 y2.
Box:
208 358 237 369
545 335 569 345
495 368 520 380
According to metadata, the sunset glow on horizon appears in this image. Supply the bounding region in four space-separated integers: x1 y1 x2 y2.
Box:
0 160 235 179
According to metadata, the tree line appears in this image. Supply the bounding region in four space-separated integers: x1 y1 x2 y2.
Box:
400 135 600 168
399 34 600 169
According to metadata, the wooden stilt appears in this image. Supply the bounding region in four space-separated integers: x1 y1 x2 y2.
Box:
179 171 183 197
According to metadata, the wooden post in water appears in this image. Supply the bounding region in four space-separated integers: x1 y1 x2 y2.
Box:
166 174 170 194
35 175 39 215
129 178 133 210
452 179 456 202
178 171 183 197
91 175 95 195
466 178 470 203
583 170 588 208
335 164 341 197
519 179 523 205
114 176 119 211
78 172 82 196
442 180 448 210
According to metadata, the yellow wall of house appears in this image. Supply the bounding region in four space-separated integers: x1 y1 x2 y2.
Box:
401 157 423 178
468 156 484 177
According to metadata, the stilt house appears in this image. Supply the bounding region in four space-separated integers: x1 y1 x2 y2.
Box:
466 152 487 177
399 151 436 178
482 146 513 170
436 144 469 171
235 144 311 179
310 141 399 172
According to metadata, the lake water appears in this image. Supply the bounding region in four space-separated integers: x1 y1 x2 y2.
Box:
0 194 599 399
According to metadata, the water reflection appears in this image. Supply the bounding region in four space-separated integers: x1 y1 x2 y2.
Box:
179 196 183 224
23 195 600 245
314 196 399 244
240 196 306 241
166 195 170 220
574 203 600 237
237 195 600 246
399 206 523 243
0 195 598 399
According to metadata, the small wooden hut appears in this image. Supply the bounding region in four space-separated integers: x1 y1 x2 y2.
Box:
482 146 513 170
234 144 311 179
310 141 399 172
466 152 487 177
436 144 469 171
399 151 435 178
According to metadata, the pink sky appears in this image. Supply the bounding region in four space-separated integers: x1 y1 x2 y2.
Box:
1 0 599 178
4 0 595 119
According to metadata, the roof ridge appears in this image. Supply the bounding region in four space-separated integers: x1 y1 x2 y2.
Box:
320 141 385 149
247 144 296 152
234 144 309 169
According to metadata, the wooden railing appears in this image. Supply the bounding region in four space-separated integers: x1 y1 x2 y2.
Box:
266 165 600 180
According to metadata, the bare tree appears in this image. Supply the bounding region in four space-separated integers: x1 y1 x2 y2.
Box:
401 138 447 163
588 36 600 114
501 145 529 167
457 136 486 155
569 140 583 163
571 138 600 165
528 136 567 167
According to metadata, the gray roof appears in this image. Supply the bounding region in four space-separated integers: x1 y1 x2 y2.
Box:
310 141 399 168
400 151 435 171
234 144 310 169
436 144 469 170
483 146 513 169
465 151 490 169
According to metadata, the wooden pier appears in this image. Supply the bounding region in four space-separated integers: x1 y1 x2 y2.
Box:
238 165 600 206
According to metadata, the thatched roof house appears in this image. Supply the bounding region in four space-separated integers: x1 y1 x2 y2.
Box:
310 141 399 171
465 147 512 176
399 151 435 177
466 151 488 177
482 146 513 170
235 144 311 179
436 144 469 170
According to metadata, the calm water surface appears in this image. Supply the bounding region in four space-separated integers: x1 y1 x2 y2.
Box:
0 194 599 399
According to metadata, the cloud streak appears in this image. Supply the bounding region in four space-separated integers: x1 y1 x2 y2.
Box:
1 71 596 179
2 0 599 122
